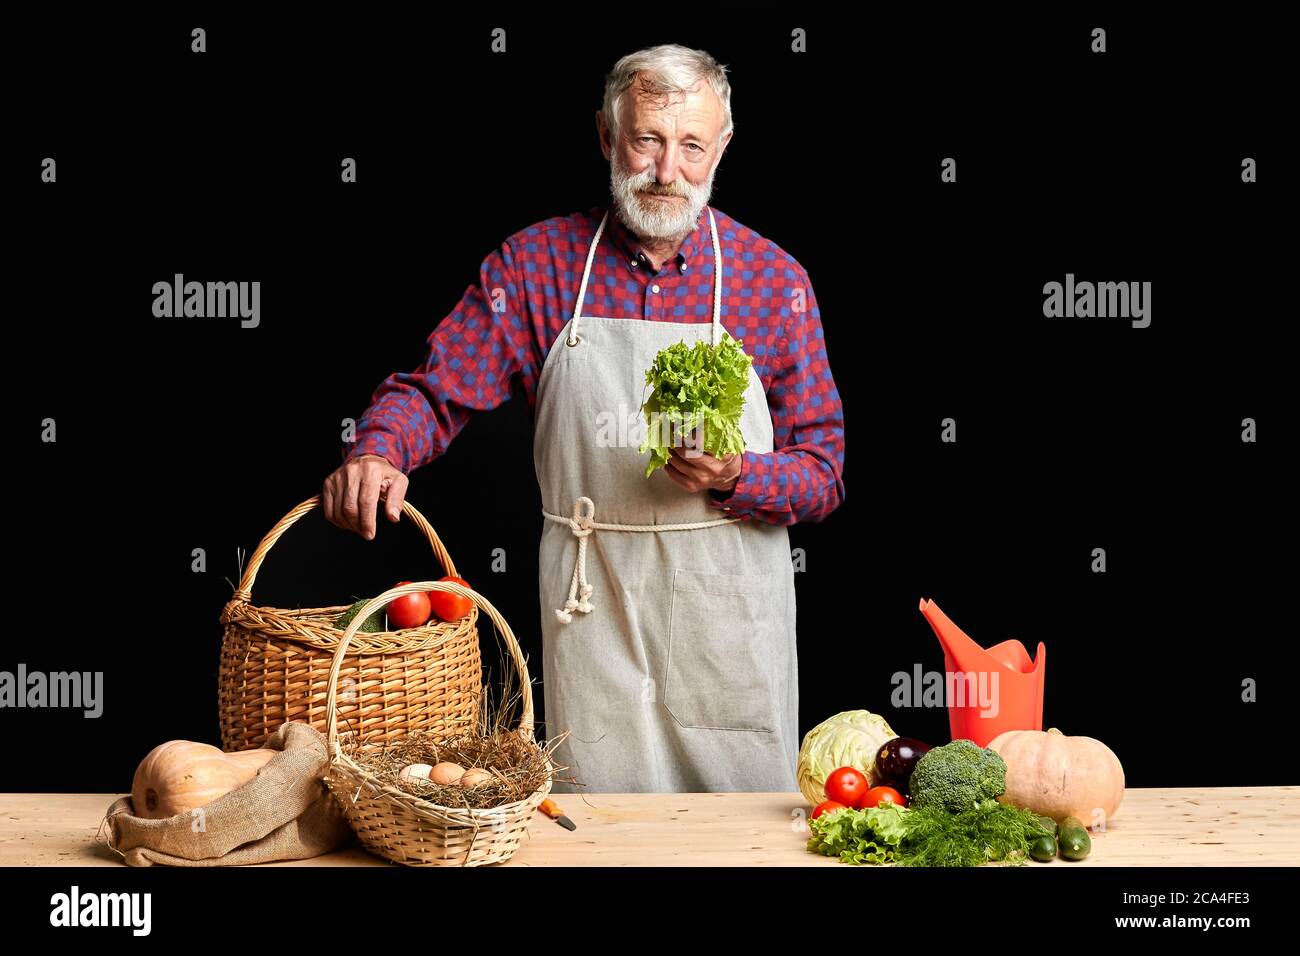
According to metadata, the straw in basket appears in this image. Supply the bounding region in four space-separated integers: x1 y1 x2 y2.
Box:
323 581 554 866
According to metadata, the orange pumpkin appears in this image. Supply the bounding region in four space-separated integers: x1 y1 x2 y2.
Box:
131 740 275 819
988 727 1125 825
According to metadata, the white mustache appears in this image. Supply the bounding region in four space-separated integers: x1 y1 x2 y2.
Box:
625 171 686 197
610 156 715 240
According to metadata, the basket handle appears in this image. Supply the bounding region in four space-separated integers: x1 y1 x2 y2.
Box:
229 494 458 602
324 581 536 753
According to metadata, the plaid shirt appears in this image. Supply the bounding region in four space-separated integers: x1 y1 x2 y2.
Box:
345 205 845 526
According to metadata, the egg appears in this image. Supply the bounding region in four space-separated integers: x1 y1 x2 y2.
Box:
430 762 466 786
398 763 433 783
459 768 494 789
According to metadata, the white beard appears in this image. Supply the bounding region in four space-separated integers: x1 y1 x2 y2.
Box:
609 151 718 243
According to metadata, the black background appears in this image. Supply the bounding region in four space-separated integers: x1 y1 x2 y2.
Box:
6 8 1289 801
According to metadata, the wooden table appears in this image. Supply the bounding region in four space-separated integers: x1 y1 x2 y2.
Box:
3 787 1296 866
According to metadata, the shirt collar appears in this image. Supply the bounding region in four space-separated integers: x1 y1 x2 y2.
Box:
604 204 712 272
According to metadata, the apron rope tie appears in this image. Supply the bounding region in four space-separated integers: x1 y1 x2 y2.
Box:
552 497 596 623
543 496 741 625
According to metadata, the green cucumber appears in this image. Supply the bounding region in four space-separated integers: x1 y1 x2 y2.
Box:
1029 834 1058 862
1037 815 1058 837
1057 816 1092 861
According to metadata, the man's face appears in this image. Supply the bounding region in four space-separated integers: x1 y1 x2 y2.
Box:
600 76 732 242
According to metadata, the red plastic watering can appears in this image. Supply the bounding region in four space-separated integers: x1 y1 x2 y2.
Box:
919 598 1046 747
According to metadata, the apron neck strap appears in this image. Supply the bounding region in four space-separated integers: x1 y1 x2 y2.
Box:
707 206 722 346
569 207 723 348
568 210 610 346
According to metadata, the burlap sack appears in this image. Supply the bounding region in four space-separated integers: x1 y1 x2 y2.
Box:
102 722 354 866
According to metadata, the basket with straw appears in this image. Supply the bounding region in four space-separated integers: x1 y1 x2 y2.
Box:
218 495 481 751
324 581 556 866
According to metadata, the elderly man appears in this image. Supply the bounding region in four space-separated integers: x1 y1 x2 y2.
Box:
322 44 845 793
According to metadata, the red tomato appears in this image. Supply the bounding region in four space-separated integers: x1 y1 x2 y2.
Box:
387 581 432 629
860 785 907 809
429 575 473 622
823 767 871 808
812 800 847 820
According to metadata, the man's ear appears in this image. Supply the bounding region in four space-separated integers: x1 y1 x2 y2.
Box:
719 130 734 155
596 110 613 161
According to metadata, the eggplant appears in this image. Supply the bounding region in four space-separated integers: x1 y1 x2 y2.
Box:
873 737 932 795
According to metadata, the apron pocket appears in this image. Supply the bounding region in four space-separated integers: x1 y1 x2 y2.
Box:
664 568 784 733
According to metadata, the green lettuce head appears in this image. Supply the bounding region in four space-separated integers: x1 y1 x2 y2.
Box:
638 330 752 478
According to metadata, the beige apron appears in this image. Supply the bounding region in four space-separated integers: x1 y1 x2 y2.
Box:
534 207 799 793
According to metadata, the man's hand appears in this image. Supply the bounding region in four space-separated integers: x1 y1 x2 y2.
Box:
323 453 409 540
663 445 742 495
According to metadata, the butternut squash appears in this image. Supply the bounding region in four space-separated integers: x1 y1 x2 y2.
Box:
131 740 274 819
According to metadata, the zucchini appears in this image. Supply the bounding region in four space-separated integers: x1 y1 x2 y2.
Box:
1057 816 1092 861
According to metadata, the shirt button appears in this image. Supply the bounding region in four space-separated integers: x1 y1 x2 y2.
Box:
680 262 689 272
630 260 638 269
651 284 660 294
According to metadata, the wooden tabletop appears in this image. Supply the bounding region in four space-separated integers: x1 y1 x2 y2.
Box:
4 787 1296 867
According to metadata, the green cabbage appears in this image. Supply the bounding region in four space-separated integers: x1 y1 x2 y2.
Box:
797 710 898 807
638 331 753 478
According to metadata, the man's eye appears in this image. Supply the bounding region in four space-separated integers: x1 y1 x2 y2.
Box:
637 137 656 144
686 144 703 152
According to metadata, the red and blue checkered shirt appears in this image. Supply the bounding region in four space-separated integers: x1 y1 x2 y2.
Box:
344 205 845 526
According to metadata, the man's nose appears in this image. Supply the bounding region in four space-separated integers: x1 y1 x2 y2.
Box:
655 147 681 189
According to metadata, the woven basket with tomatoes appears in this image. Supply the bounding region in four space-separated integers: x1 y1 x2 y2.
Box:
218 495 482 751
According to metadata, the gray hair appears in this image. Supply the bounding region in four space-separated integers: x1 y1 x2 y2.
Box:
602 44 733 145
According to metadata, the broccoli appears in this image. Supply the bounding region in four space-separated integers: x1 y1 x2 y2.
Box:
907 739 1007 813
333 599 385 633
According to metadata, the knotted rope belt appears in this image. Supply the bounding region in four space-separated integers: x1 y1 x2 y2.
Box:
541 496 741 624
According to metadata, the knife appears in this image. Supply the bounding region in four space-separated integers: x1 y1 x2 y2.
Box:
538 798 577 830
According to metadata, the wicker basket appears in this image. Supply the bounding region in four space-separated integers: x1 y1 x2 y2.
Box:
219 495 481 751
324 581 552 866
